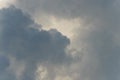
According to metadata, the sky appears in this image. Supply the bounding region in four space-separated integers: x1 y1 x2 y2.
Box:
0 0 120 80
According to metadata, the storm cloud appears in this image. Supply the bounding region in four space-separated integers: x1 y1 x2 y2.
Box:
0 6 71 80
14 0 120 80
1 0 120 80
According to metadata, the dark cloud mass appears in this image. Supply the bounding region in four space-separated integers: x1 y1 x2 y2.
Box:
0 55 9 72
0 6 70 80
14 0 120 80
0 6 70 62
1 0 120 80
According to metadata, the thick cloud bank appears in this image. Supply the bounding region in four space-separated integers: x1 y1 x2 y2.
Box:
1 0 120 80
0 6 70 80
15 0 120 80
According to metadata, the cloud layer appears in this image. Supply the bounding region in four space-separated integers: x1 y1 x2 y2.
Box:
15 0 115 19
1 0 120 80
0 6 71 80
15 0 120 80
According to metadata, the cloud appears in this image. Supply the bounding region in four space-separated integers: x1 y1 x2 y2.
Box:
76 27 120 80
1 0 120 80
0 55 15 80
73 1 120 80
0 55 9 72
14 0 120 80
15 0 114 19
0 6 71 80
0 6 70 62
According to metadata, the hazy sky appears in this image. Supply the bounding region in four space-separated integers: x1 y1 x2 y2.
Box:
0 0 120 80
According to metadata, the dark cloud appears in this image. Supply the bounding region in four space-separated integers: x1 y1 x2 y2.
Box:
0 55 9 72
0 55 15 80
15 0 120 80
0 6 70 62
0 6 70 80
1 0 120 80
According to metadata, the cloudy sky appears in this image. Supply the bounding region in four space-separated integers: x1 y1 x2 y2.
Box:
0 0 120 80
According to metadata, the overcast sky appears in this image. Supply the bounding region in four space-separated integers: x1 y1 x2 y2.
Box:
0 0 120 80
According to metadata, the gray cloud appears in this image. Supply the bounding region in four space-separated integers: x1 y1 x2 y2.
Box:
1 0 120 80
14 0 120 80
0 55 15 80
74 1 120 80
0 6 71 80
15 0 114 19
0 6 70 62
77 26 120 80
0 55 9 72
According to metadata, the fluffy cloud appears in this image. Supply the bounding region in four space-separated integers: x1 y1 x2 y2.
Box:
0 6 71 80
